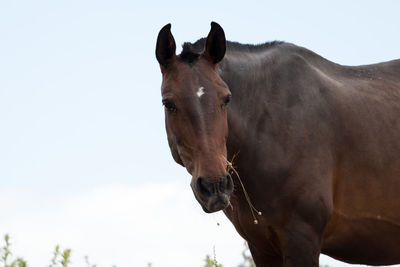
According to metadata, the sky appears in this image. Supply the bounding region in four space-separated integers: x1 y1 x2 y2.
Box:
1 0 400 266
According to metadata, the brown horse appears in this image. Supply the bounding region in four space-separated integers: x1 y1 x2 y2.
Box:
155 22 400 266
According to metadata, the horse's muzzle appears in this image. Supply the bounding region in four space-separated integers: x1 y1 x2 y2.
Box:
192 174 234 213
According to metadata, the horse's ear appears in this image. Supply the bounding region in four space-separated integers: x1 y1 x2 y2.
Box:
156 23 176 68
203 22 226 64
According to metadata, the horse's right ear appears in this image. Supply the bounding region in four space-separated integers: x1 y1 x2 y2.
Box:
156 24 176 68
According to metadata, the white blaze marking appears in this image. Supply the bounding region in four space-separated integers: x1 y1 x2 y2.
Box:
196 87 205 98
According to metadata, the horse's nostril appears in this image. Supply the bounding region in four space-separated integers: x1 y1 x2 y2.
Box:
197 175 233 199
197 177 212 197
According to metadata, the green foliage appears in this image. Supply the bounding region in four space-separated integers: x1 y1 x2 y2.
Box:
84 255 97 267
49 245 60 267
203 242 330 267
0 234 11 266
203 255 223 267
0 235 72 267
1 234 330 267
60 249 71 267
9 258 27 267
47 244 72 267
203 242 254 267
0 234 26 267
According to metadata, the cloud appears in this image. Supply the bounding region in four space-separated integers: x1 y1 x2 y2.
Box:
0 182 245 267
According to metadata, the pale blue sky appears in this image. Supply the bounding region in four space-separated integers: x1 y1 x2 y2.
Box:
1 1 399 266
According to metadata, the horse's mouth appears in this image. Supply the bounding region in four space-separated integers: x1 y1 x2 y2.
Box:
190 173 234 213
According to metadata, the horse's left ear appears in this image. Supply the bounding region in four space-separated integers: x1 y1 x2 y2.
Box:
203 22 226 64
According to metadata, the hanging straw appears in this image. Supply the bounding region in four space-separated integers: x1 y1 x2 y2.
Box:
224 152 262 224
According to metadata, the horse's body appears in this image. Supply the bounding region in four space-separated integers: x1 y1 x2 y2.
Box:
156 23 400 266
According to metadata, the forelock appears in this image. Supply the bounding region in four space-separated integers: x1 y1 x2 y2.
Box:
179 38 206 65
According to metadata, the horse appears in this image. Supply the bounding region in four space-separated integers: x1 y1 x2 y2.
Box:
155 22 400 266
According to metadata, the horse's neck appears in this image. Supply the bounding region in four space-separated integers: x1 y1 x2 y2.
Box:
220 54 262 162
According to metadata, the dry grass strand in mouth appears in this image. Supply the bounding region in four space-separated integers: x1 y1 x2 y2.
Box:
224 152 262 224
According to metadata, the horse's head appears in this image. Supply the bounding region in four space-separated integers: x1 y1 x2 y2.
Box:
156 22 233 213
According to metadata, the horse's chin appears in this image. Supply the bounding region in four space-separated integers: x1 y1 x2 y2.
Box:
198 194 231 213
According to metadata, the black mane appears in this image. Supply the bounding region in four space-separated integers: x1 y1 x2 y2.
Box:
179 38 284 64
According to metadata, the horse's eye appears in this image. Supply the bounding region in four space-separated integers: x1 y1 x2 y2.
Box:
162 99 177 113
222 94 232 107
